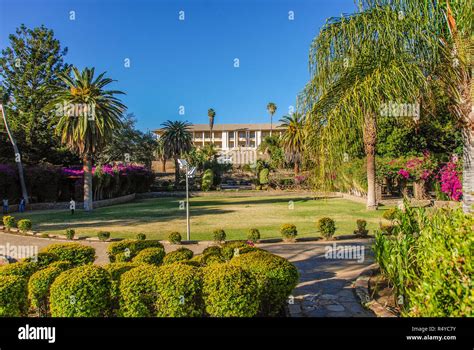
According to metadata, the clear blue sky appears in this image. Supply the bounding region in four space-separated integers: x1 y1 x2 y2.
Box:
0 0 357 131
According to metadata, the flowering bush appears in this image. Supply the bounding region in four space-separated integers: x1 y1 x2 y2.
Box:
396 153 437 182
437 157 462 201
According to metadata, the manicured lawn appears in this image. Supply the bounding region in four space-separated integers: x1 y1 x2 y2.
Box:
13 194 390 241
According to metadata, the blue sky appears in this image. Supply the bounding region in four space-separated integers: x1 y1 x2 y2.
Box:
0 0 357 131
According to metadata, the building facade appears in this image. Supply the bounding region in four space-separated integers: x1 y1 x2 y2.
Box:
154 123 283 165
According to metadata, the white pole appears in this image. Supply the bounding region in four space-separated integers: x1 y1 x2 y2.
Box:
186 163 190 241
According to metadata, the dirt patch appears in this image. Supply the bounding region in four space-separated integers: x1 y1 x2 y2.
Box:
368 273 400 316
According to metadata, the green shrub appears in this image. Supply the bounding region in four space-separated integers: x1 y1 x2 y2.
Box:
65 229 75 240
259 168 269 185
28 263 71 316
2 215 15 230
163 248 194 265
220 241 249 261
202 263 259 317
155 263 204 317
383 207 398 221
40 243 96 267
379 223 394 235
230 251 299 316
119 264 160 317
280 224 297 241
202 246 221 256
201 252 225 266
0 275 28 316
17 219 32 233
135 233 146 241
354 219 369 237
103 262 138 315
202 169 214 191
168 231 182 244
213 229 226 243
247 228 260 243
23 252 58 268
132 247 165 265
40 233 49 238
317 218 336 239
107 239 164 262
49 265 112 317
0 262 39 279
97 231 110 241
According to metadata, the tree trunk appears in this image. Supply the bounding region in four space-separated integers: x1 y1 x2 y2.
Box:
294 162 299 176
174 158 180 186
83 155 93 211
462 128 474 212
161 157 166 173
363 114 377 210
413 180 428 200
0 104 29 204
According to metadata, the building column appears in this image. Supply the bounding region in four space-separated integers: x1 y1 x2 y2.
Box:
202 131 205 147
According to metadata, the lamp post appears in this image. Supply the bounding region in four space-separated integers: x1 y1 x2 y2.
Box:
178 159 196 241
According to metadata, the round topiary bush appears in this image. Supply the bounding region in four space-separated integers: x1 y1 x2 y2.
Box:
168 231 182 244
135 233 146 241
202 246 221 256
107 239 164 262
0 275 28 316
213 229 226 243
230 251 299 316
49 265 112 317
97 231 111 241
65 229 75 240
280 224 297 241
317 217 336 239
163 248 194 265
201 252 225 266
0 262 40 279
202 263 259 317
119 264 160 317
247 228 261 243
40 243 96 267
132 247 165 265
155 263 204 317
383 207 398 221
259 168 269 185
17 219 32 233
354 219 369 237
23 252 58 268
220 241 249 261
28 262 71 316
2 215 15 231
103 262 138 315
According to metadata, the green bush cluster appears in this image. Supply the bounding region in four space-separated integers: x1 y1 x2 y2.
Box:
201 169 214 191
107 239 164 262
220 241 251 261
0 275 28 316
135 233 146 241
2 215 15 230
230 251 299 316
97 231 111 241
317 217 336 239
168 231 182 244
382 207 398 221
0 262 40 279
17 219 32 232
23 252 58 268
163 248 193 265
280 224 297 241
49 265 112 317
213 229 226 243
247 228 260 243
353 219 369 237
202 263 259 317
132 247 165 265
103 262 138 315
40 243 96 267
373 203 473 316
65 229 75 240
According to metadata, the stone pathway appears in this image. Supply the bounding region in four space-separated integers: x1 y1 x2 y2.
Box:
0 232 374 317
263 239 375 317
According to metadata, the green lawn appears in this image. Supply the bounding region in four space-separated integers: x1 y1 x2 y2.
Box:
13 194 391 241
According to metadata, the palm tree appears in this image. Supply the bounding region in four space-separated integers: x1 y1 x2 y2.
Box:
154 137 167 173
160 120 193 185
266 102 277 135
280 113 305 175
299 1 440 209
46 67 125 211
208 108 216 142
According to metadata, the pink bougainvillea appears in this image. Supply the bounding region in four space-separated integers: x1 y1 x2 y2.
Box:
398 169 410 179
438 159 462 201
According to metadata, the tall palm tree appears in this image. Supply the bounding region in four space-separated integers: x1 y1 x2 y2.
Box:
280 113 305 175
266 102 277 135
208 108 216 142
154 137 167 173
300 1 440 209
160 120 193 185
46 67 125 211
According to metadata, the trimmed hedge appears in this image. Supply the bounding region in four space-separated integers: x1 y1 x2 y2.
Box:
0 275 28 316
247 228 260 243
2 215 15 230
213 229 226 243
317 217 336 239
119 264 160 317
230 251 299 316
17 219 32 232
28 262 71 316
103 262 138 315
280 224 297 241
202 263 259 317
202 246 222 256
107 239 164 262
220 241 252 261
155 263 204 317
132 247 165 265
49 265 112 317
168 231 182 244
24 252 58 268
40 243 96 267
163 248 193 265
0 262 39 279
201 252 225 266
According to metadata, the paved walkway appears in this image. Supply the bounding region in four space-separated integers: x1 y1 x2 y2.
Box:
0 232 374 317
